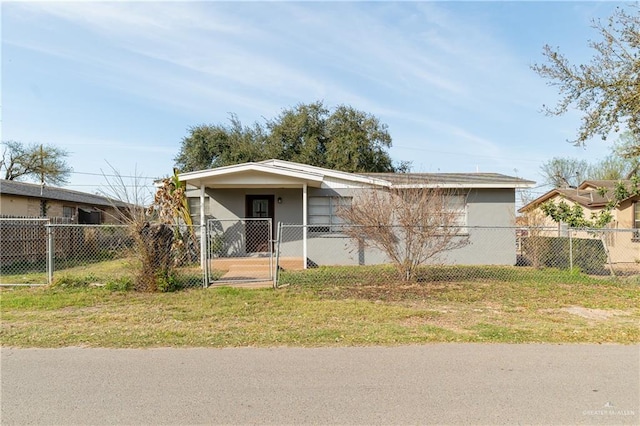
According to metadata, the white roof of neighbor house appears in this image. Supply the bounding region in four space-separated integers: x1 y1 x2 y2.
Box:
178 160 536 190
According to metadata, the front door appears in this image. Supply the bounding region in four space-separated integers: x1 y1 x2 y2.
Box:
245 195 274 253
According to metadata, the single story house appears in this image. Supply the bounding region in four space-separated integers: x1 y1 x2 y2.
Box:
179 159 535 269
0 179 126 224
518 180 640 263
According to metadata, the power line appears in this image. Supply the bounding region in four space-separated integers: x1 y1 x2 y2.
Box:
70 171 161 179
64 184 156 188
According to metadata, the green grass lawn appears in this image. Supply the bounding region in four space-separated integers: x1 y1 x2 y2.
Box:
0 258 203 288
1 264 639 347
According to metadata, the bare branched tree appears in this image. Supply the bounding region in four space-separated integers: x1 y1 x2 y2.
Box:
1 140 72 185
337 186 470 281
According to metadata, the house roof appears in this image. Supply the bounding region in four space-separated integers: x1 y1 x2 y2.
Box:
518 180 640 213
257 159 391 186
361 172 535 189
0 179 127 208
178 160 536 190
179 160 389 189
579 180 634 190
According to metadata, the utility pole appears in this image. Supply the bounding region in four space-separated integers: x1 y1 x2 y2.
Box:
40 144 45 185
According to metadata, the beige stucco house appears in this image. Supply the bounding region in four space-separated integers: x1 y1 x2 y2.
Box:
519 180 640 264
0 179 126 224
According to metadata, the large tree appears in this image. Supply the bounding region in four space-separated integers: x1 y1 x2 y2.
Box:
540 131 640 186
540 157 590 188
323 104 397 173
175 101 408 173
587 132 640 180
265 101 329 168
174 114 268 172
588 154 636 180
532 5 640 146
1 141 72 185
608 131 640 178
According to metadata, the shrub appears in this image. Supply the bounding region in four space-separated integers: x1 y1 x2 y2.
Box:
156 273 182 292
51 274 98 289
105 276 134 292
521 236 607 273
132 223 174 292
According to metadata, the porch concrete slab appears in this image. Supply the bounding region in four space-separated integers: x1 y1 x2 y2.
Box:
208 280 273 289
211 257 304 272
208 256 304 289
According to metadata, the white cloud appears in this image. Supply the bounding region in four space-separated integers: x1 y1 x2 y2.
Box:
3 0 624 192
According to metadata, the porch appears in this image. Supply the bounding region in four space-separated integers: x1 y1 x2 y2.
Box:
208 256 305 288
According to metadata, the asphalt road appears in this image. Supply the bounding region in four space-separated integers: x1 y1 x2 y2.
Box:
1 344 638 425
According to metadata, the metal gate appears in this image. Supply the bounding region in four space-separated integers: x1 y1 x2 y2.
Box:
205 218 274 286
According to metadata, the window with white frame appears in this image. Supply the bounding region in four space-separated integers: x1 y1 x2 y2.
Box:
62 206 75 219
188 197 207 225
442 194 469 234
308 196 352 233
444 194 467 230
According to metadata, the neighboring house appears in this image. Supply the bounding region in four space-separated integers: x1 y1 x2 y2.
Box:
518 180 640 263
0 179 126 224
179 159 535 268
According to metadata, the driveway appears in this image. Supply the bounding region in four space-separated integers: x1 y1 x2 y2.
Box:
1 344 638 425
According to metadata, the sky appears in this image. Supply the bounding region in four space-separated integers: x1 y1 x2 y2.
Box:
1 1 630 201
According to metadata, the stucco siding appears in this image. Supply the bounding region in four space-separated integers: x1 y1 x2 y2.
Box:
466 188 514 227
278 232 389 267
279 230 517 267
277 188 520 267
0 195 35 216
196 185 524 267
616 200 635 228
206 188 303 225
206 189 244 220
455 188 517 265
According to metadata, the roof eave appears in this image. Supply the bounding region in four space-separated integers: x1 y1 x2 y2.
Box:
258 159 391 187
178 163 324 184
393 182 535 189
178 161 391 188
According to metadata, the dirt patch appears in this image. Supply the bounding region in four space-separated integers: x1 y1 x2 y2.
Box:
561 306 629 320
314 282 469 302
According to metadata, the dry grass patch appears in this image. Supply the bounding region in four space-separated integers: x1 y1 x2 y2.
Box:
2 265 639 347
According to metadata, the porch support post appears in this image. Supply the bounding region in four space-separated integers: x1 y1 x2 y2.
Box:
200 184 206 269
303 182 308 269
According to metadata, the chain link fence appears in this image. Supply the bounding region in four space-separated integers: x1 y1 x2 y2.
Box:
1 218 53 285
274 224 640 287
4 218 640 289
0 219 203 289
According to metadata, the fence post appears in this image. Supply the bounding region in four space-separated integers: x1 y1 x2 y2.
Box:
46 223 54 285
274 222 282 289
269 219 274 283
568 228 573 272
202 222 208 288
